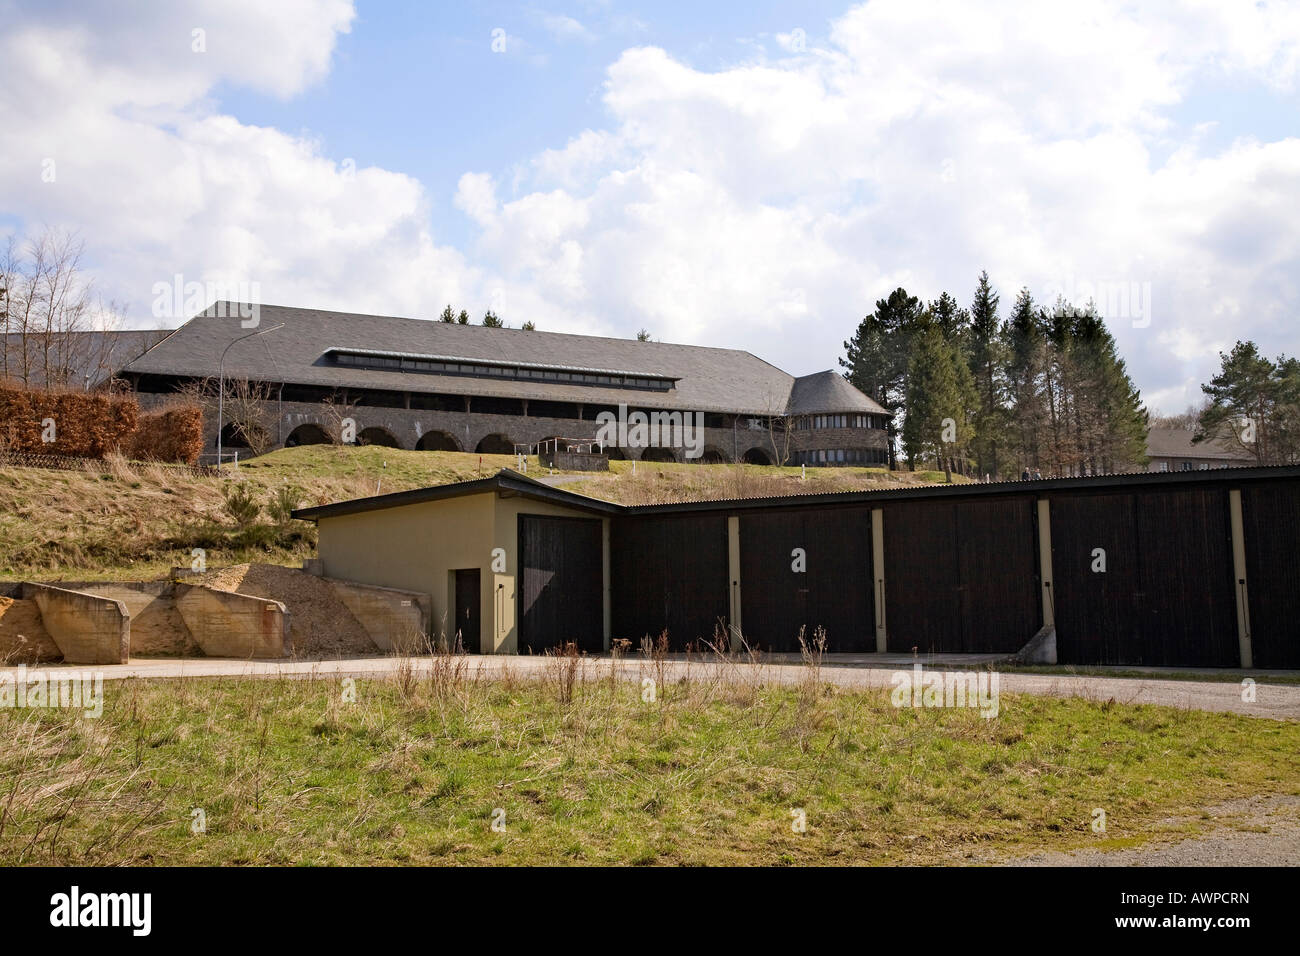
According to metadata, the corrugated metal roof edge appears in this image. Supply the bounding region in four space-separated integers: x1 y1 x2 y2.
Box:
622 463 1300 514
292 462 1300 523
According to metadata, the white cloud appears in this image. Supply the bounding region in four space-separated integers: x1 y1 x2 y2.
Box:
542 14 596 44
3 0 1299 413
454 0 1300 410
0 0 489 327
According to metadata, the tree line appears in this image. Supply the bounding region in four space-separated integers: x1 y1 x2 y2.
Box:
438 304 534 330
840 271 1148 479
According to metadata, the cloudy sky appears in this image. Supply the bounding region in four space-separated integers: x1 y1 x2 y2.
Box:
2 0 1297 413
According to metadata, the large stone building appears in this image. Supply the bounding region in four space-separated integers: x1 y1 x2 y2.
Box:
118 303 891 465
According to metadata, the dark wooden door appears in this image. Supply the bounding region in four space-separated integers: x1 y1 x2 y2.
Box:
1051 489 1237 666
1243 484 1300 668
883 502 962 653
955 497 1040 652
1050 493 1139 664
611 515 729 649
518 515 604 653
739 509 873 652
884 498 1039 654
454 568 481 653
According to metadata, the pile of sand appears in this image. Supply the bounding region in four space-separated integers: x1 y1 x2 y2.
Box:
195 563 379 659
0 596 62 663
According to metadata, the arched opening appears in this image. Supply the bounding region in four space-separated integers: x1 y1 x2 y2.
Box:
285 423 332 447
416 430 461 452
358 427 402 449
220 421 265 450
475 433 514 455
604 446 627 461
741 446 774 466
698 447 727 464
641 447 678 463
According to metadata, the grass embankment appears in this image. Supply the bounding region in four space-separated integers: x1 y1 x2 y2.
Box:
0 446 956 581
0 447 529 581
0 665 1295 865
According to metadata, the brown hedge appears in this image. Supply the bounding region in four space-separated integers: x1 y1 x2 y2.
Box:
0 382 202 464
128 405 205 464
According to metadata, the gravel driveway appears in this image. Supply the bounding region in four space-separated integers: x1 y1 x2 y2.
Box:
5 654 1298 718
994 794 1300 866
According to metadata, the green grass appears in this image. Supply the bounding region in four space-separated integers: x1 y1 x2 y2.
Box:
2 668 1295 865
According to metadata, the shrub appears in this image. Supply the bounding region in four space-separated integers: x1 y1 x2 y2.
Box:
267 484 305 524
0 381 201 463
128 404 204 464
222 482 261 527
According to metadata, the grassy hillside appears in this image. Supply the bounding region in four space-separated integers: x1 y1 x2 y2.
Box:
0 446 958 582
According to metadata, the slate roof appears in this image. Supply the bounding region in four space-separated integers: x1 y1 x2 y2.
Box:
1146 427 1253 462
122 302 888 418
787 370 886 415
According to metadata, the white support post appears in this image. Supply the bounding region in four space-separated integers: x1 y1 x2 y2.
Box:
727 515 742 650
1036 499 1055 629
1229 489 1253 669
872 508 886 652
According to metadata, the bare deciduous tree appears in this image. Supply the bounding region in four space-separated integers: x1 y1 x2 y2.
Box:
319 391 359 445
0 228 96 388
177 376 276 456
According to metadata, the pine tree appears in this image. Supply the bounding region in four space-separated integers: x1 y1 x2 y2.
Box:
967 271 1006 478
456 310 470 324
482 310 504 328
903 318 976 480
439 304 456 323
1197 341 1282 464
1060 308 1147 474
1002 288 1048 474
928 291 970 359
839 288 924 468
1272 356 1300 464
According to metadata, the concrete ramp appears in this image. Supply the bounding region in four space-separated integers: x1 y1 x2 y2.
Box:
20 583 129 665
174 584 289 659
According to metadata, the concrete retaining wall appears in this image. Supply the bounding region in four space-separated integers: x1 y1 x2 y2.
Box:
326 579 430 653
174 584 289 659
59 581 199 656
20 583 130 664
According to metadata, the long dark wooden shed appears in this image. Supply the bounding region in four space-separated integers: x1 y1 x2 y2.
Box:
296 465 1300 668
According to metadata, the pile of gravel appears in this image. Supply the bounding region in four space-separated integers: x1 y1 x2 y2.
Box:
195 563 379 659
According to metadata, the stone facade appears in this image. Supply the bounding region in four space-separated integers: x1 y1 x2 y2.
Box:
145 392 888 466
